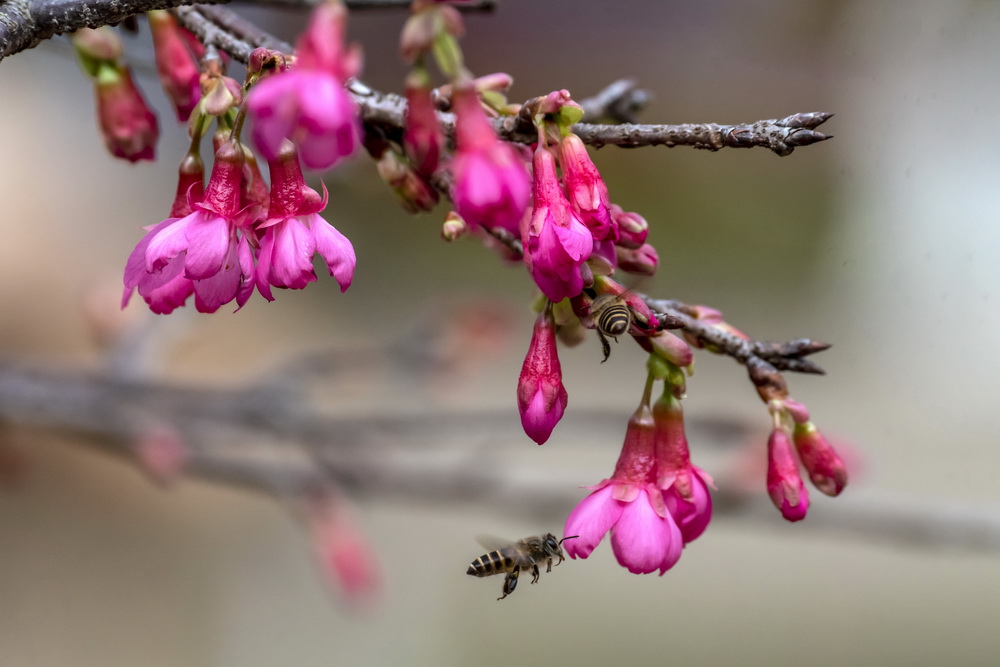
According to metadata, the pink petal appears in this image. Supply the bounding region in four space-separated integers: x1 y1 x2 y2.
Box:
144 215 195 273
270 217 318 289
610 489 679 575
183 214 231 279
563 485 623 560
311 215 356 291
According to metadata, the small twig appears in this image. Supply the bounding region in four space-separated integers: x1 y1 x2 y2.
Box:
577 78 652 124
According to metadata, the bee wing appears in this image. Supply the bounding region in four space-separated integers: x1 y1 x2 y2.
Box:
474 534 514 552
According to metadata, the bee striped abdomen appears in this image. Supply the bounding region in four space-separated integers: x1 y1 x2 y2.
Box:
597 304 631 336
467 549 517 577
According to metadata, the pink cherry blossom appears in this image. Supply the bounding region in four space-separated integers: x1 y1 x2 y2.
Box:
523 147 593 302
558 133 613 241
450 84 530 234
767 427 810 522
123 140 255 314
255 142 356 299
516 309 567 445
564 406 684 575
246 1 362 170
654 392 714 544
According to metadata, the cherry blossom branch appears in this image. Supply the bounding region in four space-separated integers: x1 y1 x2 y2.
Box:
2 361 998 556
0 0 834 157
0 0 493 60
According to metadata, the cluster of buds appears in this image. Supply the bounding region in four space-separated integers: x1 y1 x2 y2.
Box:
563 361 713 576
766 398 848 521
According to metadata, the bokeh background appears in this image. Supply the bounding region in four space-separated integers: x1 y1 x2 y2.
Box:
2 1 999 665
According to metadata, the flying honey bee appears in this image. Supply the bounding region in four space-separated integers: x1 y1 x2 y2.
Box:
466 533 576 600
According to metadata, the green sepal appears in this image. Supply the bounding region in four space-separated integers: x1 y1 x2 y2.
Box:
646 353 672 381
432 32 464 80
554 105 584 135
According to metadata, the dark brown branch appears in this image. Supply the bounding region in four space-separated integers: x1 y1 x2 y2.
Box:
643 295 829 377
0 0 493 60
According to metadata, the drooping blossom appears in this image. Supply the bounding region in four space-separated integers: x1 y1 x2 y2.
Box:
246 0 362 170
558 133 614 241
148 10 201 121
450 83 530 234
73 28 159 163
523 147 593 302
516 308 568 445
255 141 356 300
564 405 684 575
123 140 254 314
122 152 204 314
654 392 714 544
793 421 848 497
767 427 810 522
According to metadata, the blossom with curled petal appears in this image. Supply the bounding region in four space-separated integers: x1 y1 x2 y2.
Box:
124 140 254 314
523 147 593 302
564 405 684 575
255 142 356 299
450 83 530 235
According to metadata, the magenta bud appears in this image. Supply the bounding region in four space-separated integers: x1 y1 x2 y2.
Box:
616 243 659 276
767 428 809 522
94 67 159 163
612 207 649 249
793 422 848 497
148 11 201 121
516 310 568 445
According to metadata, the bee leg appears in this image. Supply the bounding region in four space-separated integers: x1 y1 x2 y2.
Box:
597 330 612 363
498 567 519 601
545 558 553 574
530 564 540 584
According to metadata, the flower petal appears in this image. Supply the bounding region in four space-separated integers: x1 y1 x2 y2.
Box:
563 485 623 560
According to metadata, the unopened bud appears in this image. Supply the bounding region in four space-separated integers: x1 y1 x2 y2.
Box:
612 206 649 249
441 211 468 241
649 330 694 368
616 243 659 276
793 422 848 497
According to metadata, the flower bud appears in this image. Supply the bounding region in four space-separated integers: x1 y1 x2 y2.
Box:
441 211 468 241
148 11 201 121
793 422 848 497
612 206 649 249
516 310 568 445
767 428 809 522
648 330 693 368
616 243 659 276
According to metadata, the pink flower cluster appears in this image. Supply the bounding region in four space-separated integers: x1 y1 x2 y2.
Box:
123 139 356 314
563 391 713 576
766 400 849 522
